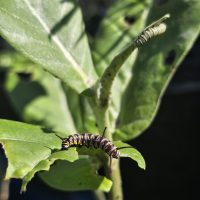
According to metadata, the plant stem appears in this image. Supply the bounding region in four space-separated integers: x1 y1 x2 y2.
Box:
87 14 170 200
94 190 106 200
99 42 137 108
0 180 10 200
99 14 170 109
92 104 123 200
108 159 123 200
89 97 123 200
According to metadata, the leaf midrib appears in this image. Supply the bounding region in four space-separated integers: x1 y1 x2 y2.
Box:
22 0 89 86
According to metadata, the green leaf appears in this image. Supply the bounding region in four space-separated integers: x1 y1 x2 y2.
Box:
40 157 112 192
0 0 98 93
0 119 108 192
63 85 98 133
0 119 61 179
114 0 200 140
114 141 145 170
92 0 151 75
92 0 152 129
2 51 76 134
21 149 78 192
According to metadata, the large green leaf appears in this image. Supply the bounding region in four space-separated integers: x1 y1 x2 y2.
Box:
1 51 76 134
114 141 145 170
0 119 62 179
0 52 103 191
114 0 200 140
40 157 112 192
0 119 111 192
21 149 78 192
0 0 98 93
93 0 151 75
92 0 152 130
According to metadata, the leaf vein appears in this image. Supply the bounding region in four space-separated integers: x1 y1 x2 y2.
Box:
23 0 88 86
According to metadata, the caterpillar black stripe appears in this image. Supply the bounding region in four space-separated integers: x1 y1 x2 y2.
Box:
135 14 170 47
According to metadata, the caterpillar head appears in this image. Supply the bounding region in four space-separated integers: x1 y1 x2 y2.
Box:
62 139 70 150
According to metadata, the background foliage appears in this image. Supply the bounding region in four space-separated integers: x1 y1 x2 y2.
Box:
0 0 199 198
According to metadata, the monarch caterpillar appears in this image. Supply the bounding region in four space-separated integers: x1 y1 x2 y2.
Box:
57 128 125 168
135 14 170 47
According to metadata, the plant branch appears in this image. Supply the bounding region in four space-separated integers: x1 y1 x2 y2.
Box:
90 14 170 200
94 190 106 200
88 96 123 200
99 14 170 108
99 42 136 108
108 159 123 200
0 180 10 200
89 99 123 200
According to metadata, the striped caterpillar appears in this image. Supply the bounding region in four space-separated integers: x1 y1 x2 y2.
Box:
57 128 122 168
135 14 170 47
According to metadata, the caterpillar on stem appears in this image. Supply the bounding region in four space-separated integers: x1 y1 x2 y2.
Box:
56 128 132 169
135 14 170 47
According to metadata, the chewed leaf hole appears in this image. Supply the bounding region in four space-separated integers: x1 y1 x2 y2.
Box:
156 0 168 6
17 72 32 81
98 166 106 176
165 50 176 65
124 15 136 26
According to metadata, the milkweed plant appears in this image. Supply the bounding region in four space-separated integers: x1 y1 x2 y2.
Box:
0 1 199 200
